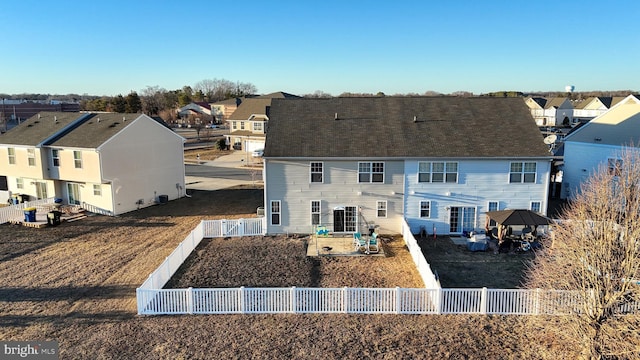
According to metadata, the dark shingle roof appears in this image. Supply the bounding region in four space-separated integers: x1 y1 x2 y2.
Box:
256 91 300 99
265 97 551 158
228 98 274 120
0 112 86 146
48 113 144 148
228 92 301 120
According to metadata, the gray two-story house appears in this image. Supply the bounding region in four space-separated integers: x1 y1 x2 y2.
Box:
263 97 552 235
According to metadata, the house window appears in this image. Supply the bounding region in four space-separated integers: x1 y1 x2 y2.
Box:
509 162 536 183
608 158 622 176
240 121 245 130
377 200 387 218
420 201 431 218
253 122 263 132
487 201 498 226
16 178 24 189
93 184 102 196
27 149 36 166
232 121 237 130
311 200 320 225
52 149 60 167
73 151 82 169
7 148 16 165
358 162 384 183
0 176 7 191
418 162 458 183
310 162 323 183
270 200 281 226
530 201 542 213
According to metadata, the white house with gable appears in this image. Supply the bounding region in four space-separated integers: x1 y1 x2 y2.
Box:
561 95 640 199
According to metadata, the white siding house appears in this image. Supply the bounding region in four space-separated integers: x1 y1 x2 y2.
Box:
404 159 550 236
525 97 573 127
264 97 552 236
561 95 640 199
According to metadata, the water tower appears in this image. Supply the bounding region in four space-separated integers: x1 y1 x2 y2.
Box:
565 85 575 93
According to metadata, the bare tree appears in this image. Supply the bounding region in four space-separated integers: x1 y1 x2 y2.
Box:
525 146 640 359
194 79 257 101
303 90 333 98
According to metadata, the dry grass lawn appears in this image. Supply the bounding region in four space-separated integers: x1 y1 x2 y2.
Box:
0 188 581 359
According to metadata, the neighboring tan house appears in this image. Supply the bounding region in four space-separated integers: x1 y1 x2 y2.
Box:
525 97 573 127
0 112 186 214
572 96 629 124
210 97 243 123
561 95 640 200
226 92 300 152
263 97 552 236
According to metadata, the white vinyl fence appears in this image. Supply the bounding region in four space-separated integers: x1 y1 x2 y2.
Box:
401 219 441 289
0 197 56 224
136 218 640 316
138 219 266 291
138 286 632 316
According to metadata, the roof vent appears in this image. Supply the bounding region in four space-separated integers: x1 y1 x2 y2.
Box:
54 116 57 122
594 137 602 142
38 114 41 119
97 117 100 123
123 116 126 121
413 115 418 122
334 113 338 120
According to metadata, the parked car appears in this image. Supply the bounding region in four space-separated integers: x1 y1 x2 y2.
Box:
252 149 264 158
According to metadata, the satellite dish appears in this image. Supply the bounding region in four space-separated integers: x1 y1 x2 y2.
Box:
544 134 557 145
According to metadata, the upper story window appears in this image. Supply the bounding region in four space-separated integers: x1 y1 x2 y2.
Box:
418 162 458 183
358 162 384 183
253 122 263 132
52 149 60 167
93 184 102 196
7 148 16 165
232 121 237 130
608 158 622 176
73 151 82 169
509 162 536 183
240 121 245 130
27 149 36 166
310 162 323 183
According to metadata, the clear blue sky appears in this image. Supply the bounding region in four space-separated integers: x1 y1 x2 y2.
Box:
1 0 638 96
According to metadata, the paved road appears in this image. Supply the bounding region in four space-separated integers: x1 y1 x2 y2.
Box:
185 164 260 181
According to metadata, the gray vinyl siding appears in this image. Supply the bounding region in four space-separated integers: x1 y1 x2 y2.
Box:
404 159 551 235
264 159 404 234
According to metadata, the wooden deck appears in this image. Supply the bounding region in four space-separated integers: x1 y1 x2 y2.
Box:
9 208 87 228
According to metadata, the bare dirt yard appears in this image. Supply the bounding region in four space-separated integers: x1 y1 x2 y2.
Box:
0 188 580 359
419 236 535 288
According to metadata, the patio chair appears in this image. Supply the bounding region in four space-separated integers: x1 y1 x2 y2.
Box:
368 233 380 254
316 225 329 237
353 232 367 252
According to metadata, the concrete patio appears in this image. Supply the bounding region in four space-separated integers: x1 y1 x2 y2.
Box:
306 235 385 257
